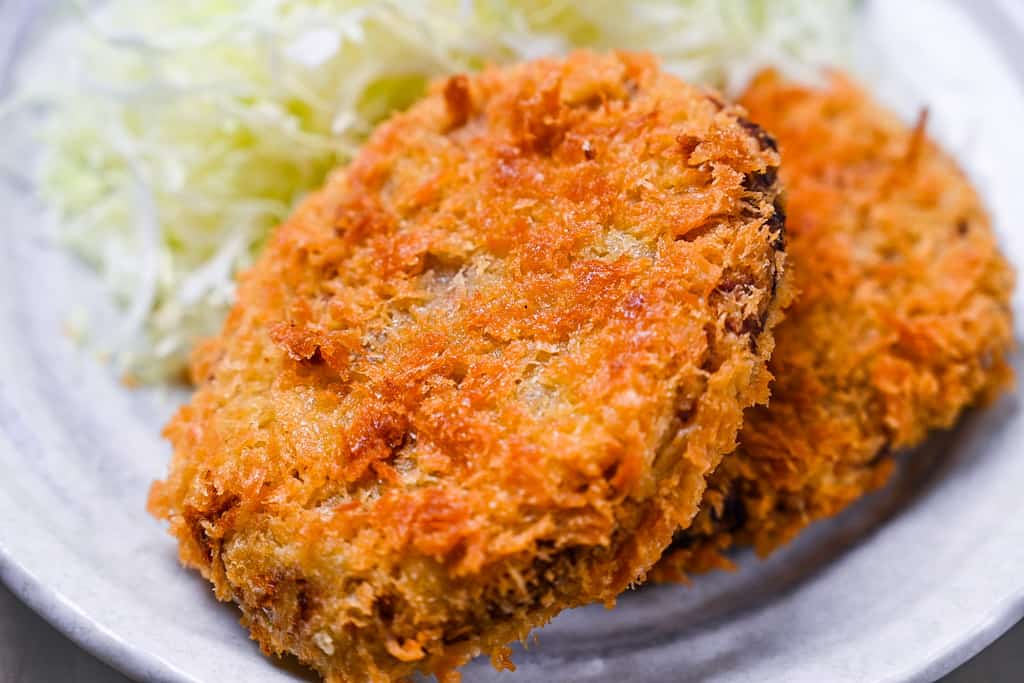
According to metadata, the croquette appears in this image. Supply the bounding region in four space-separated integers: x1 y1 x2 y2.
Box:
653 71 1015 580
148 51 788 682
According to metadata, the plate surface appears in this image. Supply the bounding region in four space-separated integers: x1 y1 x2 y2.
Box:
2 2 1023 682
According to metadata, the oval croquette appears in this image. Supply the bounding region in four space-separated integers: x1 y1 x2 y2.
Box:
148 51 788 682
654 71 1015 580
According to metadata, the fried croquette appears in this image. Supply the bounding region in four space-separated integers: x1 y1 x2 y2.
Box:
653 71 1015 580
148 51 788 682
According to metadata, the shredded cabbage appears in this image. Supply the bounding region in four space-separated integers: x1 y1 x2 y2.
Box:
12 0 855 382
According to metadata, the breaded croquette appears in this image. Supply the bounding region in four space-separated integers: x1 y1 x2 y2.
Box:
654 71 1014 579
148 52 788 681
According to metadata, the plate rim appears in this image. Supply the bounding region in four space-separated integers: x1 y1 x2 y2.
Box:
2 3 1024 682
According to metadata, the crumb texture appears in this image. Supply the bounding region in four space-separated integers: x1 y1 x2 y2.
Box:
148 51 785 682
654 71 1015 579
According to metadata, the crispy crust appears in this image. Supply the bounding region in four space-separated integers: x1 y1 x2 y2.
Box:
653 71 1015 580
148 52 786 682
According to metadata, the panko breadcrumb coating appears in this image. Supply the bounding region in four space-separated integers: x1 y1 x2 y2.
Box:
654 71 1015 580
148 52 787 682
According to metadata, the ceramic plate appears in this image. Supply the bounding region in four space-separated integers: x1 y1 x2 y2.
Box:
2 1 1023 681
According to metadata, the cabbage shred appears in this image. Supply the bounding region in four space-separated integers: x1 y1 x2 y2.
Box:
18 0 854 382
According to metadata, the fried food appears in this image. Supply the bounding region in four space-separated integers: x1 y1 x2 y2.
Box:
653 71 1015 579
147 51 787 682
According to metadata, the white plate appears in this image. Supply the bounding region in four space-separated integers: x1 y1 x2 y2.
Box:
2 1 1023 681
